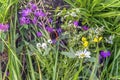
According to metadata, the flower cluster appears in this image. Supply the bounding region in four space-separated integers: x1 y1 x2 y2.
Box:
19 2 46 25
36 39 53 49
81 37 88 47
73 20 89 31
0 23 9 32
63 18 112 61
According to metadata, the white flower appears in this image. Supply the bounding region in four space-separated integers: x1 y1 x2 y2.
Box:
41 43 47 49
48 39 52 44
70 12 77 17
105 35 114 44
36 43 41 48
75 49 91 58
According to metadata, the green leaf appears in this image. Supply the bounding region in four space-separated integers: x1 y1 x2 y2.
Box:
0 41 4 53
61 51 76 58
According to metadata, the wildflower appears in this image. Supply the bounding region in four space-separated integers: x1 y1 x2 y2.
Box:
93 36 103 42
52 39 57 44
56 27 62 35
81 37 88 47
105 35 114 44
82 26 89 31
36 32 42 37
48 18 53 23
48 39 52 44
83 41 88 47
94 27 104 34
73 21 78 27
100 50 111 58
70 12 77 17
36 43 41 48
75 49 91 58
19 17 30 25
34 9 46 17
0 23 9 32
32 17 37 24
41 43 47 49
45 26 54 33
82 37 87 42
29 2 37 10
21 8 32 17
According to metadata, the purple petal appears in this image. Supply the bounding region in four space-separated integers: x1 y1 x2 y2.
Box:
29 3 37 10
36 32 42 37
21 8 32 17
100 50 111 58
82 26 89 31
32 17 37 24
52 39 57 44
45 26 54 32
0 23 9 32
56 28 62 35
34 9 46 17
19 17 30 25
73 21 78 27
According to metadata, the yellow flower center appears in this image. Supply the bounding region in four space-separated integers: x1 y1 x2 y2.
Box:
80 53 85 58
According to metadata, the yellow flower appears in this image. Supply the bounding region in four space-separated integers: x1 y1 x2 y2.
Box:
83 41 88 47
82 37 87 42
93 37 103 42
99 36 103 41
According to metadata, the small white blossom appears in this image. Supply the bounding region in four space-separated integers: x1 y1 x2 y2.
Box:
48 39 52 44
70 12 77 17
75 49 91 58
36 43 41 48
41 43 47 49
105 35 114 44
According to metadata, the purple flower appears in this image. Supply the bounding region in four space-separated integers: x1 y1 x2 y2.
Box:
29 3 37 10
0 23 9 32
52 39 57 44
100 50 111 58
31 17 37 24
73 21 78 27
82 26 89 31
56 27 62 35
34 9 46 17
99 50 111 63
19 17 30 25
49 18 53 23
21 8 32 17
45 26 54 32
36 32 42 37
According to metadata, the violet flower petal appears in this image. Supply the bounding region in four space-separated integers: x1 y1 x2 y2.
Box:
36 32 42 37
0 24 9 32
100 50 111 58
82 26 89 31
21 8 32 17
73 21 79 27
45 26 54 32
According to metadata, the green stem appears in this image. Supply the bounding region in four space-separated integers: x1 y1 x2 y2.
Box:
53 50 58 80
89 43 99 80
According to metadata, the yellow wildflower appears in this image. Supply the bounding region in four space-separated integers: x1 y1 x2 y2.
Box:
83 41 88 47
82 37 87 42
99 36 103 41
93 36 103 42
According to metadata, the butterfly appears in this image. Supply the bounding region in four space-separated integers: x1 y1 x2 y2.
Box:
76 18 83 33
50 28 62 40
50 17 63 40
